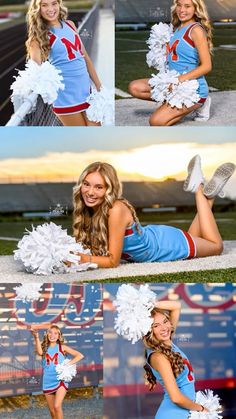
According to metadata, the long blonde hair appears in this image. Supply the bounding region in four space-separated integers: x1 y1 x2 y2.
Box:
41 324 64 357
73 162 140 256
171 0 213 52
143 308 185 390
26 0 68 61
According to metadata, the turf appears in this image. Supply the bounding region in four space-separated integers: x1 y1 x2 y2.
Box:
115 26 236 93
100 268 236 282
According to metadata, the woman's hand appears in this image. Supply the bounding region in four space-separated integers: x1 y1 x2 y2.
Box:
30 327 39 339
178 74 187 83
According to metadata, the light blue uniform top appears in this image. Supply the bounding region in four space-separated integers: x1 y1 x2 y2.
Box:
146 343 196 418
42 343 68 393
167 22 208 99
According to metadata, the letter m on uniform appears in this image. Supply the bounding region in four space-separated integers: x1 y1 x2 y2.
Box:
46 353 59 365
167 40 179 61
61 34 82 60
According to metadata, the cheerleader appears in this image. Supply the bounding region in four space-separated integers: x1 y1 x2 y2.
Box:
128 0 212 126
26 0 102 126
143 301 209 417
31 324 84 419
71 156 235 268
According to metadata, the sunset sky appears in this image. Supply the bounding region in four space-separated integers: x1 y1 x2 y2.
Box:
1 126 236 198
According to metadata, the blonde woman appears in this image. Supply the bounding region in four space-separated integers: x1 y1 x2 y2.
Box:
26 0 101 126
143 301 209 417
72 157 235 268
128 0 212 126
31 324 84 419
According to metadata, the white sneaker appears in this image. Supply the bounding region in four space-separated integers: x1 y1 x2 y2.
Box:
203 162 236 199
183 155 205 193
194 96 211 122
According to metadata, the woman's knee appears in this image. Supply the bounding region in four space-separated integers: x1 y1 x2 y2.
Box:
214 240 223 255
54 403 62 413
149 112 168 126
128 80 140 97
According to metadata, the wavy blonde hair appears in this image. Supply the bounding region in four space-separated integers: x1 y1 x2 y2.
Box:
73 162 140 256
41 324 64 357
26 0 68 61
143 308 185 391
171 0 213 52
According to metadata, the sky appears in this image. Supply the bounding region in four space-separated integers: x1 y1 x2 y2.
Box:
0 126 236 198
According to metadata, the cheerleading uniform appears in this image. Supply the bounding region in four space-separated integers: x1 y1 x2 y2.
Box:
42 343 68 394
146 343 196 418
48 21 90 115
167 22 208 102
121 222 196 262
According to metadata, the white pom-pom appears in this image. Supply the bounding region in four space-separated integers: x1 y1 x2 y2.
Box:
146 23 173 71
86 85 114 125
10 60 64 111
114 284 156 344
149 70 200 108
147 23 173 49
189 390 223 419
14 222 97 275
167 79 200 109
56 359 77 382
12 283 43 302
149 69 179 103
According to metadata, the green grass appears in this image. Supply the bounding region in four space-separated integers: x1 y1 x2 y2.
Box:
115 26 236 93
0 240 17 255
100 268 236 282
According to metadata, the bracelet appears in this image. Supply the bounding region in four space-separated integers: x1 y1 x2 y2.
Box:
199 405 204 412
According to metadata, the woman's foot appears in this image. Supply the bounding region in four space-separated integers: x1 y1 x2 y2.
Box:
183 155 205 193
203 162 236 199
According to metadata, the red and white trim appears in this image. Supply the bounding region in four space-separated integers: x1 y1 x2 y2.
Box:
43 381 68 394
183 22 203 48
182 230 196 259
53 101 90 115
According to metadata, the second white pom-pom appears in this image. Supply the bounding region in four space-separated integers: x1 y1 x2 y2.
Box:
56 359 77 382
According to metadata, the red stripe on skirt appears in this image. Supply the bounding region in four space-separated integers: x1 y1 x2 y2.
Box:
53 102 90 115
183 231 196 259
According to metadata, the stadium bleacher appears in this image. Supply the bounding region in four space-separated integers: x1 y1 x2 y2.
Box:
0 181 233 214
116 0 236 23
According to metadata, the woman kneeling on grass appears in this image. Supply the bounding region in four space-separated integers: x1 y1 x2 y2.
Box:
72 156 235 268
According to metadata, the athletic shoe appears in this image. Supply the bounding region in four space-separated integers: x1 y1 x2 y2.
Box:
193 96 211 122
203 162 236 199
183 155 205 193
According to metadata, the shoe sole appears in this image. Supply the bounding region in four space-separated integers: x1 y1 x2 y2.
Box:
183 155 202 192
204 163 236 199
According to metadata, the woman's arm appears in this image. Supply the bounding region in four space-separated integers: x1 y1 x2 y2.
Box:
28 40 42 64
67 20 101 90
154 300 181 330
178 26 212 83
150 353 209 412
79 201 133 268
30 327 43 356
63 345 84 365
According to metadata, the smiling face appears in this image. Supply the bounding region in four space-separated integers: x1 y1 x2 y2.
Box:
81 171 107 211
175 0 196 25
47 327 60 343
152 312 172 344
40 0 60 24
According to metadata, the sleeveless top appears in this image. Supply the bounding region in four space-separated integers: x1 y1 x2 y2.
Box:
48 21 87 76
167 22 208 98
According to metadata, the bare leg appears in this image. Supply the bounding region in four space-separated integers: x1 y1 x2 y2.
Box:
189 186 223 257
54 386 67 419
149 102 201 126
45 393 56 418
83 112 101 126
128 78 152 101
57 112 87 126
